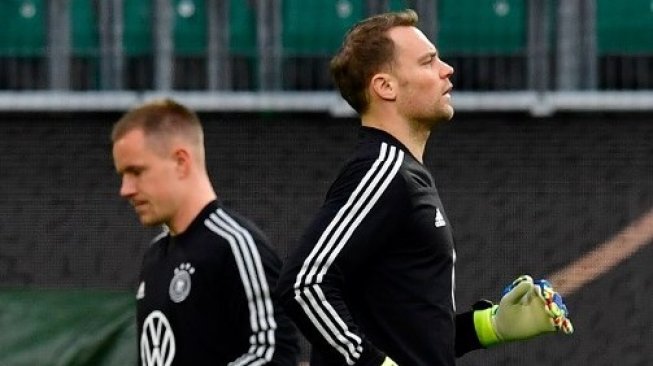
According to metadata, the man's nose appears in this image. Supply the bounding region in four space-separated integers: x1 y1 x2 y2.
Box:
120 176 136 198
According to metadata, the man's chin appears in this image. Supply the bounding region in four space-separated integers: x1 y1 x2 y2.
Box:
138 215 163 227
445 108 454 121
442 104 455 120
423 108 454 128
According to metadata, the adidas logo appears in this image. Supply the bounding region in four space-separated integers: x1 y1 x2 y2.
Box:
435 208 446 227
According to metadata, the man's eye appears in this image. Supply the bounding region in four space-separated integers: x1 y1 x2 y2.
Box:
126 168 144 177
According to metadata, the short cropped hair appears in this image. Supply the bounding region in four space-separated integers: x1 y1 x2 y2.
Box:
112 98 204 158
330 9 419 114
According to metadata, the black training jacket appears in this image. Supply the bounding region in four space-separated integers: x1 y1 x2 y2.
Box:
137 200 298 365
278 127 481 366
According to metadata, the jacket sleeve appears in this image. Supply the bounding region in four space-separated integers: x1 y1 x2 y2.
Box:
278 148 407 366
455 310 483 357
205 209 297 365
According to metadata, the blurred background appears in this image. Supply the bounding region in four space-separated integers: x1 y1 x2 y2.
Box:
1 0 652 365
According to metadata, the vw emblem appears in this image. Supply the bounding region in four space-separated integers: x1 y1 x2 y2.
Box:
141 310 175 366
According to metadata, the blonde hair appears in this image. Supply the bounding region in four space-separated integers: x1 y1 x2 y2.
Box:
112 98 205 161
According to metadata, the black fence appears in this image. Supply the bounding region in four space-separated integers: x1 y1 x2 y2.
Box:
1 111 652 364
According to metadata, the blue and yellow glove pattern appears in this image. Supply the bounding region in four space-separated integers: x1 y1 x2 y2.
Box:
474 275 573 347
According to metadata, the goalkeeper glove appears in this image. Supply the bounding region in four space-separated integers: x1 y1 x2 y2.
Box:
381 356 398 366
473 275 573 347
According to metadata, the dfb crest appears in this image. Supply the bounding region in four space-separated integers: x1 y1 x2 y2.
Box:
169 262 195 303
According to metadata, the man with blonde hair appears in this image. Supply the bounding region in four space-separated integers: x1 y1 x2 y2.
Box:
112 99 298 365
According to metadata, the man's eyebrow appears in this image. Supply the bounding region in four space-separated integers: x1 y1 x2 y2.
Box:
419 50 438 62
118 165 143 175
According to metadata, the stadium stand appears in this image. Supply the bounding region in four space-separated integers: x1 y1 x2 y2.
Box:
282 0 365 90
0 0 47 89
123 0 154 89
229 0 258 90
71 0 100 90
438 0 527 90
597 0 653 89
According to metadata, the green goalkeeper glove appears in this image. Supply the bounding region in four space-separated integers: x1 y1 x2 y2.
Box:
381 356 398 366
474 275 573 347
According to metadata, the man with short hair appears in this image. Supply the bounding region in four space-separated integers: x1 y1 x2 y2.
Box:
277 10 572 366
112 99 299 365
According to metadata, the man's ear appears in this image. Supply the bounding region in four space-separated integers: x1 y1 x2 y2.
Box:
172 147 192 177
370 73 396 102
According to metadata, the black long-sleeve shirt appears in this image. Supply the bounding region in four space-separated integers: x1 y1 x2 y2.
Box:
137 200 298 365
278 127 481 366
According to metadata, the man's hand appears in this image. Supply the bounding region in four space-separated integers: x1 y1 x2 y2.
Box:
474 275 573 347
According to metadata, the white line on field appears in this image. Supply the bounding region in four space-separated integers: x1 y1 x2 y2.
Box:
549 208 653 296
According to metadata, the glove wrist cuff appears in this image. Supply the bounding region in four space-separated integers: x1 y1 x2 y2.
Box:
474 305 502 347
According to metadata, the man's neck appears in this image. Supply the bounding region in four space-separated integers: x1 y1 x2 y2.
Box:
168 178 217 236
361 114 430 163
